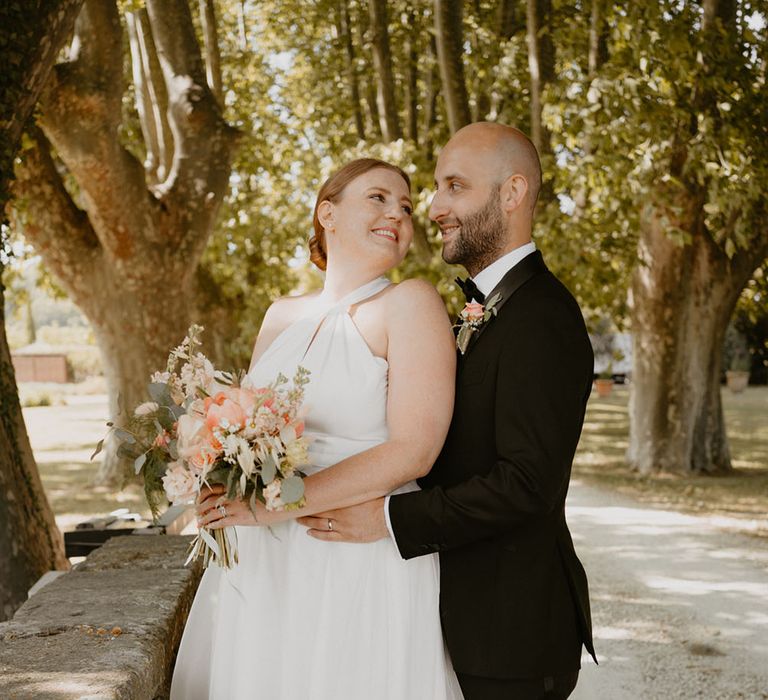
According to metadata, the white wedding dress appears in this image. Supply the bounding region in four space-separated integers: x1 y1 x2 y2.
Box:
170 277 463 700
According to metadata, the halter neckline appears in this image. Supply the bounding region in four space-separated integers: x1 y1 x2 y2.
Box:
313 276 391 316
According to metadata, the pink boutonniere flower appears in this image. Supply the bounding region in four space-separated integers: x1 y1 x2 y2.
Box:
454 293 502 354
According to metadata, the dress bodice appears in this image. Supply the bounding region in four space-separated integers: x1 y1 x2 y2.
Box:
247 277 391 472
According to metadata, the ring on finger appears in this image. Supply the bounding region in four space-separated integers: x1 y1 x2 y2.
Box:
218 504 227 518
327 518 333 532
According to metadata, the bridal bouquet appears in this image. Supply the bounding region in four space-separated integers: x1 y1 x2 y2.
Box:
95 325 310 568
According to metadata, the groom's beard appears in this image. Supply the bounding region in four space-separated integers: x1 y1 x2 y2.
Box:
441 185 506 277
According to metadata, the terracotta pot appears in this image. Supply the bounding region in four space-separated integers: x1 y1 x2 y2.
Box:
594 378 614 398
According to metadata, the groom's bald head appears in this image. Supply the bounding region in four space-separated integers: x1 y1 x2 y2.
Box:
446 122 542 215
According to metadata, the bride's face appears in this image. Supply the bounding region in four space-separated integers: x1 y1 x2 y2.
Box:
322 168 414 269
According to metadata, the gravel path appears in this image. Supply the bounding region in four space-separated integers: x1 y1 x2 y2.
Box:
568 480 768 700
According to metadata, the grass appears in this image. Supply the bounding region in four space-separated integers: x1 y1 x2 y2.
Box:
574 384 768 531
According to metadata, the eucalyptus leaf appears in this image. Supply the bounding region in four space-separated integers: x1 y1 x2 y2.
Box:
148 382 173 406
168 439 179 460
260 454 277 484
113 428 136 444
280 475 305 504
134 453 147 474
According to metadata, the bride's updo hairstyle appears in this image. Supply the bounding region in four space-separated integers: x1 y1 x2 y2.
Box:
310 158 411 271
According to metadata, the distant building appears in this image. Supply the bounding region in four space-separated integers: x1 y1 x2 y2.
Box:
11 343 70 383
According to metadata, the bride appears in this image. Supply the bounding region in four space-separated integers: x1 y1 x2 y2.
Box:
170 158 464 699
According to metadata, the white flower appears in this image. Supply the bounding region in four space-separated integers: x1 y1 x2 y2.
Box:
263 479 285 511
180 353 216 398
285 439 308 469
162 461 199 505
151 371 171 384
134 401 159 417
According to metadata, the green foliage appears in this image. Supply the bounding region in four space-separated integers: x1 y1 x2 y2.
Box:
8 0 767 360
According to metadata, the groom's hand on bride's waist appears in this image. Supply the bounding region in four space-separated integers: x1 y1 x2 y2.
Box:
298 498 388 543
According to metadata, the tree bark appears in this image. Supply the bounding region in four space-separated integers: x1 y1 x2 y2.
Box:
127 8 174 184
0 0 82 622
367 0 402 141
403 6 419 143
337 0 365 140
13 0 237 483
525 0 555 155
434 0 471 134
355 6 382 139
422 32 439 161
198 0 224 105
588 0 608 78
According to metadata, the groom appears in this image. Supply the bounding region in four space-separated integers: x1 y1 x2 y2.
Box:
300 122 596 699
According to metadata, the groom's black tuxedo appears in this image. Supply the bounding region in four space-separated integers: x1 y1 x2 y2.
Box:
389 251 596 683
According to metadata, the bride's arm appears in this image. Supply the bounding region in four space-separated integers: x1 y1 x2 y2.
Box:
199 279 455 528
289 279 456 516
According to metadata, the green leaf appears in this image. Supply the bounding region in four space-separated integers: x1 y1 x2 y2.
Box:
113 428 136 444
260 454 277 483
134 453 147 474
280 475 305 504
148 382 173 406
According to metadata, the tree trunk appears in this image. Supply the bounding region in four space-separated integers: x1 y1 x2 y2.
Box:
0 0 83 621
11 0 237 484
367 0 402 141
355 6 382 139
337 0 365 140
628 197 766 474
525 0 554 155
403 7 419 143
434 0 471 134
422 33 439 161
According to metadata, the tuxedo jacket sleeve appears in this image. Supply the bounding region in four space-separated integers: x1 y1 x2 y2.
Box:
388 274 594 558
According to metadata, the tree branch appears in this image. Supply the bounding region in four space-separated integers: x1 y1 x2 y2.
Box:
145 0 237 214
199 0 224 105
12 127 101 297
0 0 84 190
38 0 152 246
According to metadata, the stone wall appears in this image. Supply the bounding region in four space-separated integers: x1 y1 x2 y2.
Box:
0 535 202 699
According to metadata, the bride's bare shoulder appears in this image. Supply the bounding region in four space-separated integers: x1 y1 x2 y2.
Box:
267 290 320 320
250 291 320 366
383 278 447 316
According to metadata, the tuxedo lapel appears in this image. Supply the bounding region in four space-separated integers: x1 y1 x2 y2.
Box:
463 250 548 355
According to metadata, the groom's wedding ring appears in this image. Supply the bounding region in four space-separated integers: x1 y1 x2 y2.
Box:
218 504 227 519
327 519 333 532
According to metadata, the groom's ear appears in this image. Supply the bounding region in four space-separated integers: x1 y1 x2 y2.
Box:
317 200 335 233
500 173 529 215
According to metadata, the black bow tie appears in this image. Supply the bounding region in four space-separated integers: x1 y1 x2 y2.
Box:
455 277 485 304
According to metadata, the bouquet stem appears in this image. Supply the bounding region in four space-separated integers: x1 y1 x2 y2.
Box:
186 526 239 568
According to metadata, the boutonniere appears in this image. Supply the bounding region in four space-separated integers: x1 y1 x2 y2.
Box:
454 292 502 354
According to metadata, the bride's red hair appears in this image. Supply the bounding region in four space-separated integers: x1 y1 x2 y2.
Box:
310 158 411 271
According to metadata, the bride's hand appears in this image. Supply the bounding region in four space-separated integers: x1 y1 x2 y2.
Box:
196 485 259 529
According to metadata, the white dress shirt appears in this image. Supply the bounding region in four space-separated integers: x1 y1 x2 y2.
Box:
383 241 538 544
